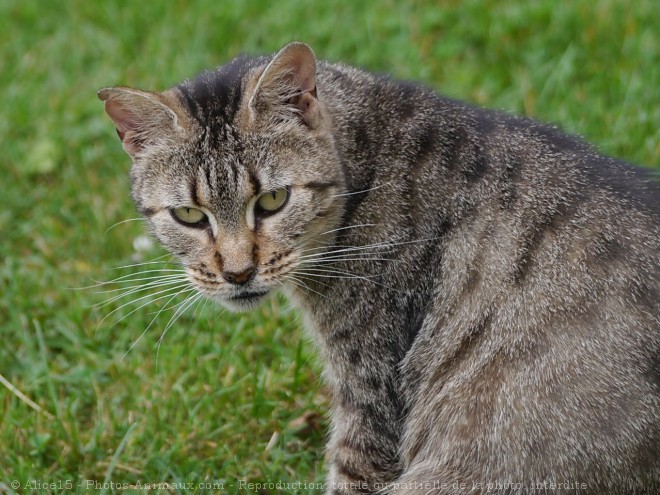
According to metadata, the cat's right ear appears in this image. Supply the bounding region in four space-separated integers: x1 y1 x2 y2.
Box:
98 87 184 159
248 42 322 129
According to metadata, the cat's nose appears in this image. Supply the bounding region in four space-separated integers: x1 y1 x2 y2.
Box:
223 267 256 285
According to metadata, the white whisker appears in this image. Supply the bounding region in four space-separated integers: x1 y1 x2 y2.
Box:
72 266 185 291
317 223 378 237
104 217 146 234
298 244 392 260
95 283 193 330
93 276 189 307
193 292 210 320
300 254 397 264
94 274 189 295
290 272 331 288
91 268 187 287
284 274 328 299
294 267 381 280
158 292 203 345
106 256 176 271
293 269 405 294
154 292 204 366
148 288 203 315
295 240 336 256
121 285 196 360
299 237 437 261
332 181 392 198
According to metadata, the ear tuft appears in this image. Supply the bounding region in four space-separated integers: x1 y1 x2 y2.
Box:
249 42 320 128
98 87 181 158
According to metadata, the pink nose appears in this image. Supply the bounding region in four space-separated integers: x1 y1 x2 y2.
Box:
223 267 255 285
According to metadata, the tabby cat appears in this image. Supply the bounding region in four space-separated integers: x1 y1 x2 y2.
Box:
99 42 660 494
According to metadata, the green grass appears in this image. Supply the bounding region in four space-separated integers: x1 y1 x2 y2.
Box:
1 0 658 493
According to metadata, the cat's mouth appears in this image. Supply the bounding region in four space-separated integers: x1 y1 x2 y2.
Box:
229 290 269 301
222 289 270 311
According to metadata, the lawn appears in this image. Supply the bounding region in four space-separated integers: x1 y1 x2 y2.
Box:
0 0 658 493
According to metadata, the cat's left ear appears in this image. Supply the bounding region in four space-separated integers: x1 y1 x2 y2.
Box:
98 87 186 159
248 42 321 129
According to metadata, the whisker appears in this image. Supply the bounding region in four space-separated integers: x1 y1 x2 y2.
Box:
71 266 186 291
97 253 175 272
284 277 311 294
295 266 382 279
298 244 393 260
299 237 437 260
90 268 188 287
331 181 392 198
284 275 328 299
157 292 203 346
290 272 331 289
104 217 146 234
299 254 397 264
317 223 378 237
106 256 177 271
92 276 189 307
95 283 193 330
295 240 336 256
121 286 195 360
154 292 204 366
293 269 405 294
191 292 208 319
107 267 187 277
93 274 189 295
147 287 203 315
212 303 227 324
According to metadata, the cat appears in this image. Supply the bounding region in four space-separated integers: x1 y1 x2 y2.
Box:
99 42 660 494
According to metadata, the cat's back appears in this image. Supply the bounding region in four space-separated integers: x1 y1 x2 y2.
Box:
297 56 660 491
319 61 660 492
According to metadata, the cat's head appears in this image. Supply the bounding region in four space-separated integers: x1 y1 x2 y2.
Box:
99 42 346 311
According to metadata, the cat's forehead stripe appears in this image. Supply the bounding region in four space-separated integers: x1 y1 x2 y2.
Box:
303 181 339 192
177 55 268 131
248 171 261 195
189 175 200 206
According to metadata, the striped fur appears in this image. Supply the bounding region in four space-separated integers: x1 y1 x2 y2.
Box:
100 42 660 493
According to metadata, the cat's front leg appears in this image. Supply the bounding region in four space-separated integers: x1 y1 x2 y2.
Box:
324 393 401 494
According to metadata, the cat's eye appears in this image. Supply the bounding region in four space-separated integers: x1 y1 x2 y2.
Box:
170 207 208 226
256 187 289 215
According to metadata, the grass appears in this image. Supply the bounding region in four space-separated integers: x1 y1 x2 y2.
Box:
0 0 658 493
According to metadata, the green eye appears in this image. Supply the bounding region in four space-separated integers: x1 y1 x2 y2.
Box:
256 188 289 214
171 207 207 225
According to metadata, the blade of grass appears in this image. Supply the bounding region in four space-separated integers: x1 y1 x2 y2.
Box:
0 372 54 420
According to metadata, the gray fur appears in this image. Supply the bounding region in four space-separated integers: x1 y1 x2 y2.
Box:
100 42 660 494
